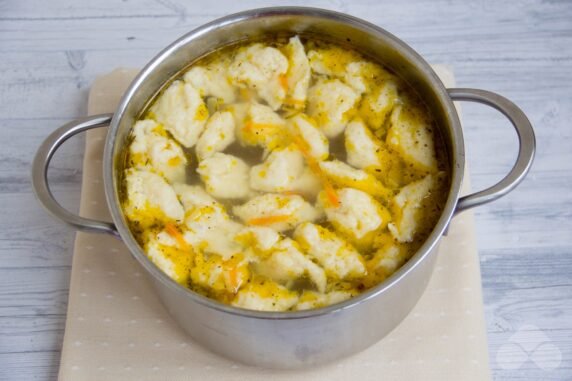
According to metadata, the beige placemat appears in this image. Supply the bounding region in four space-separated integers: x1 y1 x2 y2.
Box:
58 67 491 380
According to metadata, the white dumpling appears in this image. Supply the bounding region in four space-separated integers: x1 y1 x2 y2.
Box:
149 80 208 148
295 290 356 311
342 61 387 95
388 174 434 243
124 168 184 225
249 145 305 193
294 223 365 280
318 187 390 242
345 118 382 169
290 167 322 198
232 278 299 311
255 238 327 293
228 43 288 110
197 153 251 199
183 60 236 104
283 36 311 108
307 49 347 78
190 250 250 294
319 160 392 200
195 111 236 160
183 201 243 260
129 119 187 183
307 79 360 138
145 229 193 284
234 226 281 254
387 105 438 172
369 243 406 275
233 194 322 232
172 184 217 211
360 80 398 130
235 103 288 151
308 49 388 94
288 114 329 161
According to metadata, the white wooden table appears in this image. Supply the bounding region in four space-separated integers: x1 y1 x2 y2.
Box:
1 1 570 379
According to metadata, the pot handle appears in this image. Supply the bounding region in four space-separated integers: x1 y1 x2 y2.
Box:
447 88 536 215
31 114 120 237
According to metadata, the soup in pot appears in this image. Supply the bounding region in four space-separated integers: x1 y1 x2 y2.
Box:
120 35 450 311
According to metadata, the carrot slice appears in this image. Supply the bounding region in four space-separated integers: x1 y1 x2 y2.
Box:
323 181 340 206
164 223 189 250
279 74 288 91
227 266 241 294
248 215 290 226
292 134 340 207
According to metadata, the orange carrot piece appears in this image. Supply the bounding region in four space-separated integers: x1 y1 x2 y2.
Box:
248 215 290 226
164 223 189 250
227 266 241 293
323 181 340 206
279 74 288 91
292 134 340 207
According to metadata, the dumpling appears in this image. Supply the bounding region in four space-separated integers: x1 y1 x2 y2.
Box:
191 251 250 294
386 105 438 172
308 49 388 95
124 168 184 226
234 226 281 255
345 118 382 169
307 46 358 78
319 160 392 200
289 167 322 198
360 80 398 130
182 201 244 260
249 145 305 193
307 79 360 138
183 59 236 104
149 80 208 148
343 61 386 95
318 187 391 245
175 185 246 259
228 43 289 110
255 238 327 293
129 119 187 183
388 174 435 242
197 153 252 199
232 278 299 311
367 233 409 277
295 290 357 311
283 36 311 108
144 228 193 285
288 114 329 161
173 183 217 211
233 194 322 232
235 103 289 151
195 111 236 160
294 222 365 280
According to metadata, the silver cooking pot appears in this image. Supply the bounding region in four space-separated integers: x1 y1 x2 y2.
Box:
31 7 535 368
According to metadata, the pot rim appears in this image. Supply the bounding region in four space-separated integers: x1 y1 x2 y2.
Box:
103 6 464 320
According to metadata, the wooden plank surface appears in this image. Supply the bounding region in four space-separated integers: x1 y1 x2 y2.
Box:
0 1 570 380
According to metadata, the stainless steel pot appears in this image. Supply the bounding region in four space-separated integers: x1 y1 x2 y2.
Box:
31 7 536 368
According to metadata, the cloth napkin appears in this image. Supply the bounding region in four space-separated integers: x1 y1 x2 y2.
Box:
58 67 491 380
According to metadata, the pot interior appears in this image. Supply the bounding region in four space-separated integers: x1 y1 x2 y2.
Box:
105 7 464 315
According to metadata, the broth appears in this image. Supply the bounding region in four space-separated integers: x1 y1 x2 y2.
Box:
120 35 450 311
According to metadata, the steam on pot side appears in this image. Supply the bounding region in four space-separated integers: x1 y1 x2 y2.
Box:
120 35 450 312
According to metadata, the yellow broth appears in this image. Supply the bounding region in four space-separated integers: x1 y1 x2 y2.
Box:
119 36 450 311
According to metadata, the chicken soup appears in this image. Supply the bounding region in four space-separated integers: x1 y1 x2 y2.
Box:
120 35 450 311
